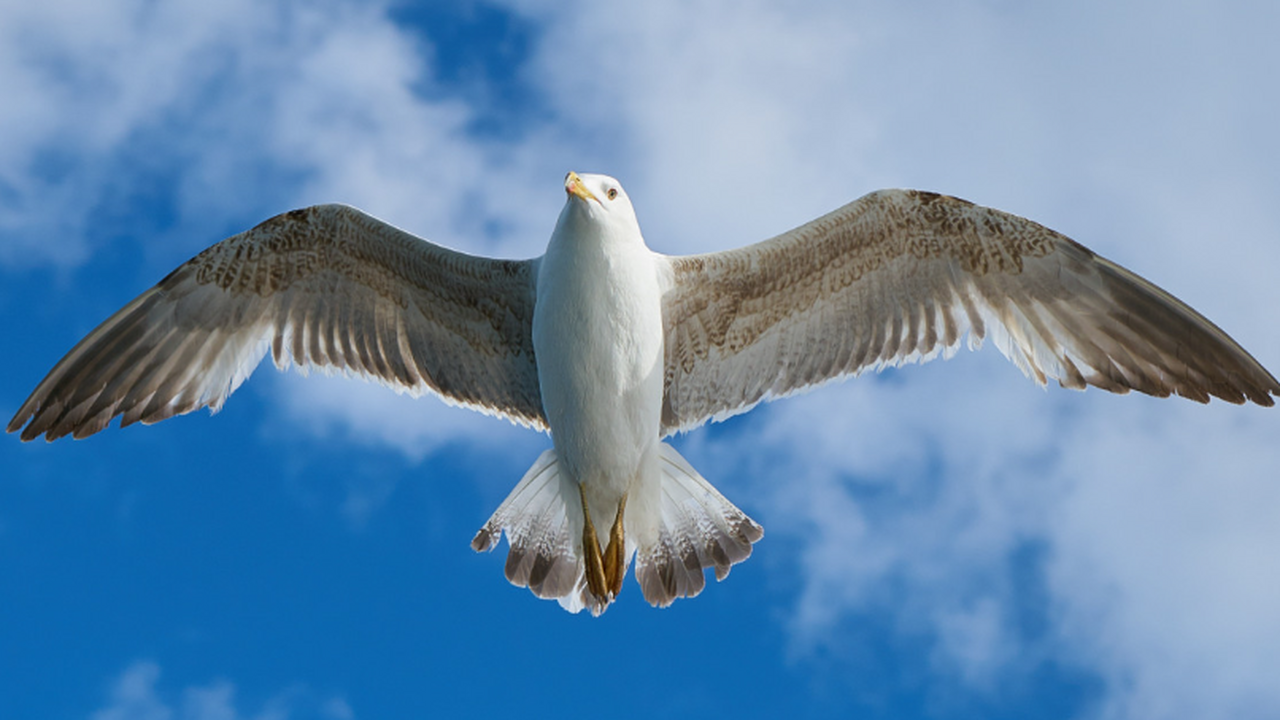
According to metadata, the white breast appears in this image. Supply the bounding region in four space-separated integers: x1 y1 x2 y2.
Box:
532 204 666 511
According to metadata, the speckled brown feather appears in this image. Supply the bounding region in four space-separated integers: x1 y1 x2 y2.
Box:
8 204 544 442
659 189 1278 435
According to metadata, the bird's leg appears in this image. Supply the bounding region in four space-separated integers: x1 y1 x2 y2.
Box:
602 493 628 597
579 483 609 602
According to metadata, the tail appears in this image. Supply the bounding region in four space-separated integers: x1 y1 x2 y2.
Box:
633 443 764 608
471 443 763 615
470 449 601 614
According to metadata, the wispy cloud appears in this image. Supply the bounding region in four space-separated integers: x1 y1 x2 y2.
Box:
1048 398 1280 720
0 0 276 267
90 661 352 720
0 0 556 269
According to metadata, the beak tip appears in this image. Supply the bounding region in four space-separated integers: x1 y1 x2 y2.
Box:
564 171 597 203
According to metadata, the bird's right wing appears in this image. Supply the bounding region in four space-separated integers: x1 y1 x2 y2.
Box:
658 189 1278 435
9 204 545 442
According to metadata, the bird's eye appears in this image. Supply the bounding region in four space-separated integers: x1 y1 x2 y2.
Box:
606 188 618 200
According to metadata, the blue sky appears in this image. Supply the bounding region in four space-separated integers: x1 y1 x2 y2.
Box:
3 1 1280 718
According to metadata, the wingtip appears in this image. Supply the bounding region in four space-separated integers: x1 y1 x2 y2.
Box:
8 414 46 443
1218 366 1280 407
7 400 38 439
1247 387 1279 408
470 525 499 553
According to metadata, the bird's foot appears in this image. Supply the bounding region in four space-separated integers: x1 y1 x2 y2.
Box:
603 492 627 598
580 484 610 601
579 485 628 603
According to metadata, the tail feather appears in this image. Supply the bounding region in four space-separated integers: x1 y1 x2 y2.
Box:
471 449 598 613
634 443 764 608
472 443 762 615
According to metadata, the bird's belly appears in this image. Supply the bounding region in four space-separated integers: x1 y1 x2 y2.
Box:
533 259 665 501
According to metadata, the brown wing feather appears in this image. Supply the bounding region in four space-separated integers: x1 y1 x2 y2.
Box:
659 189 1278 435
9 204 544 442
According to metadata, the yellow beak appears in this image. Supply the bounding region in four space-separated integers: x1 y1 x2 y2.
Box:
565 171 599 203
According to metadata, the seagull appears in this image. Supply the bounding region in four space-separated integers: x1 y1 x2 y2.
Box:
9 172 1278 615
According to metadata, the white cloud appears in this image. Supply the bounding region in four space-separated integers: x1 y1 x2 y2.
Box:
702 354 1280 713
91 661 351 720
267 371 540 460
1048 399 1280 720
91 662 169 720
0 0 265 266
0 0 558 268
517 0 885 253
686 353 1068 667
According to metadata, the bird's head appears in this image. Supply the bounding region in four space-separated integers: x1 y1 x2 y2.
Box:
556 171 643 246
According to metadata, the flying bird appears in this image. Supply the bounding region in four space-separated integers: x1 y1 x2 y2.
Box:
9 172 1278 615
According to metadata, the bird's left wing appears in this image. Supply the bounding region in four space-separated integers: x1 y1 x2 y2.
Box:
9 204 545 441
658 189 1278 436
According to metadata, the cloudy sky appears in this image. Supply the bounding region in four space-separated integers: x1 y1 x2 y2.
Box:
3 1 1279 718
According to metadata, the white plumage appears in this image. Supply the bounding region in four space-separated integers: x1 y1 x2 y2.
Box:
10 172 1278 615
